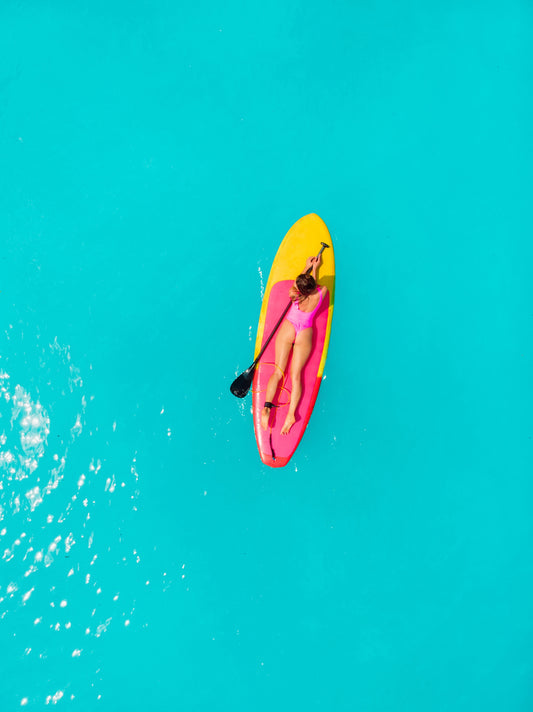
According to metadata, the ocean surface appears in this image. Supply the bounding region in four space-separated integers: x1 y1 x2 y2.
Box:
1 1 532 709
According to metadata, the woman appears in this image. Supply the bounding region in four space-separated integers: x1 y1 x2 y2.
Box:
261 255 327 435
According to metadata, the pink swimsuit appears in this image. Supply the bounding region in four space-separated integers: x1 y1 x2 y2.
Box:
286 286 325 335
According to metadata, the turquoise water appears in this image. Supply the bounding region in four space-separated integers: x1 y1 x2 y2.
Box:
1 1 532 709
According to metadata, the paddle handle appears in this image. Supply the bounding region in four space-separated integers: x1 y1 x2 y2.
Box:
250 242 330 369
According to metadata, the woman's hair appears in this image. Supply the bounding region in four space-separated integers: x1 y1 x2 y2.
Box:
295 273 316 299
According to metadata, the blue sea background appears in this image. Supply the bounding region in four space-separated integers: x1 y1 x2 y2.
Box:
1 1 532 709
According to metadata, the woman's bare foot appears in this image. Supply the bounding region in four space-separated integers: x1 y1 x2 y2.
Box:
261 407 271 430
280 413 295 435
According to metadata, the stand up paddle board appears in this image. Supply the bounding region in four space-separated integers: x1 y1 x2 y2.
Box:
252 214 335 467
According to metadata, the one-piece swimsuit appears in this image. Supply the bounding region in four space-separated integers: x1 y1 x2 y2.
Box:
286 286 325 336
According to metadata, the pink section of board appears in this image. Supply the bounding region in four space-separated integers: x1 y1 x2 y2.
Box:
252 280 330 466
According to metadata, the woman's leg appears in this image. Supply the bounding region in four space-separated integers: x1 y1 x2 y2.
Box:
281 327 313 435
260 320 295 430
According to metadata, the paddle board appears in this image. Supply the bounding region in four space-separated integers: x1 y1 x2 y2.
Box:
252 214 335 467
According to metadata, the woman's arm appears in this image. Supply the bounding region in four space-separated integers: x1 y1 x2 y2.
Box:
304 255 321 280
289 284 300 301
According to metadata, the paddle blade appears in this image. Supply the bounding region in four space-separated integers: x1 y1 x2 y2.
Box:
230 365 255 398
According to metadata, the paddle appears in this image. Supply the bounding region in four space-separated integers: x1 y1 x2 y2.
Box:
230 241 330 398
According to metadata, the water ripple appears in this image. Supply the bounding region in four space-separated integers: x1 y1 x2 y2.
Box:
1 335 147 705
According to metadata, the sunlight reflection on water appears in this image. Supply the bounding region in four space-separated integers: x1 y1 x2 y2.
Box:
0 333 149 705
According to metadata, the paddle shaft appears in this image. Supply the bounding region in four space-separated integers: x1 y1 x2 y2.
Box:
249 242 329 370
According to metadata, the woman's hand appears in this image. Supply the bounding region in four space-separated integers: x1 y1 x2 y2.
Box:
304 255 321 280
305 255 321 271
